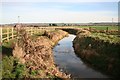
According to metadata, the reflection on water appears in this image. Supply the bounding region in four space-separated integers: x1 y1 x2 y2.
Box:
53 34 109 78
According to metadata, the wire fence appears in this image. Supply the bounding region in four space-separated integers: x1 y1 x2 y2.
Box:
0 27 56 43
0 26 118 43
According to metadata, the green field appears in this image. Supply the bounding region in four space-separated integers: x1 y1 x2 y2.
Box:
75 26 118 31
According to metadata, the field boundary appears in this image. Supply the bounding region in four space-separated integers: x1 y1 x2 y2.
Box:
0 27 56 43
0 26 118 43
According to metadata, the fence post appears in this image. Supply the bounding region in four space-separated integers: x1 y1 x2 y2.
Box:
33 27 34 34
37 28 39 34
31 27 32 35
106 27 108 33
89 27 91 32
35 27 36 34
0 27 2 43
38 28 40 34
34 27 36 34
7 27 9 42
12 27 14 39
32 27 34 34
36 27 37 34
32 27 33 35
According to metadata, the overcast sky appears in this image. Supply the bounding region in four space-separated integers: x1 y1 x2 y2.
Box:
1 0 119 24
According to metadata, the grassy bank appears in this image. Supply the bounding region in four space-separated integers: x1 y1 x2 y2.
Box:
2 29 69 79
73 30 120 78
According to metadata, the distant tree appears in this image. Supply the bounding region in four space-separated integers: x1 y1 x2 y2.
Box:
30 25 33 27
49 24 52 26
34 26 38 27
52 24 57 26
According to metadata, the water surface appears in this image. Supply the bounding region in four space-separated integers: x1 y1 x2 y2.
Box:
53 34 108 78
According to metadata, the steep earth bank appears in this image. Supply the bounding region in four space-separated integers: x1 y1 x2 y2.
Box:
5 29 70 79
73 30 120 78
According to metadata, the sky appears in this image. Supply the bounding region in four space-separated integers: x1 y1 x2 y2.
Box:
0 0 119 24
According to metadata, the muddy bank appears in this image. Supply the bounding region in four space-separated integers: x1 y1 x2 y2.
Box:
73 30 120 78
11 29 70 78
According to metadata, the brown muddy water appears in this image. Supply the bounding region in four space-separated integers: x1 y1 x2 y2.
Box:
53 34 109 78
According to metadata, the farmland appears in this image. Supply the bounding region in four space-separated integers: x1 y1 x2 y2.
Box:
1 0 119 79
75 25 118 31
1 25 120 79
